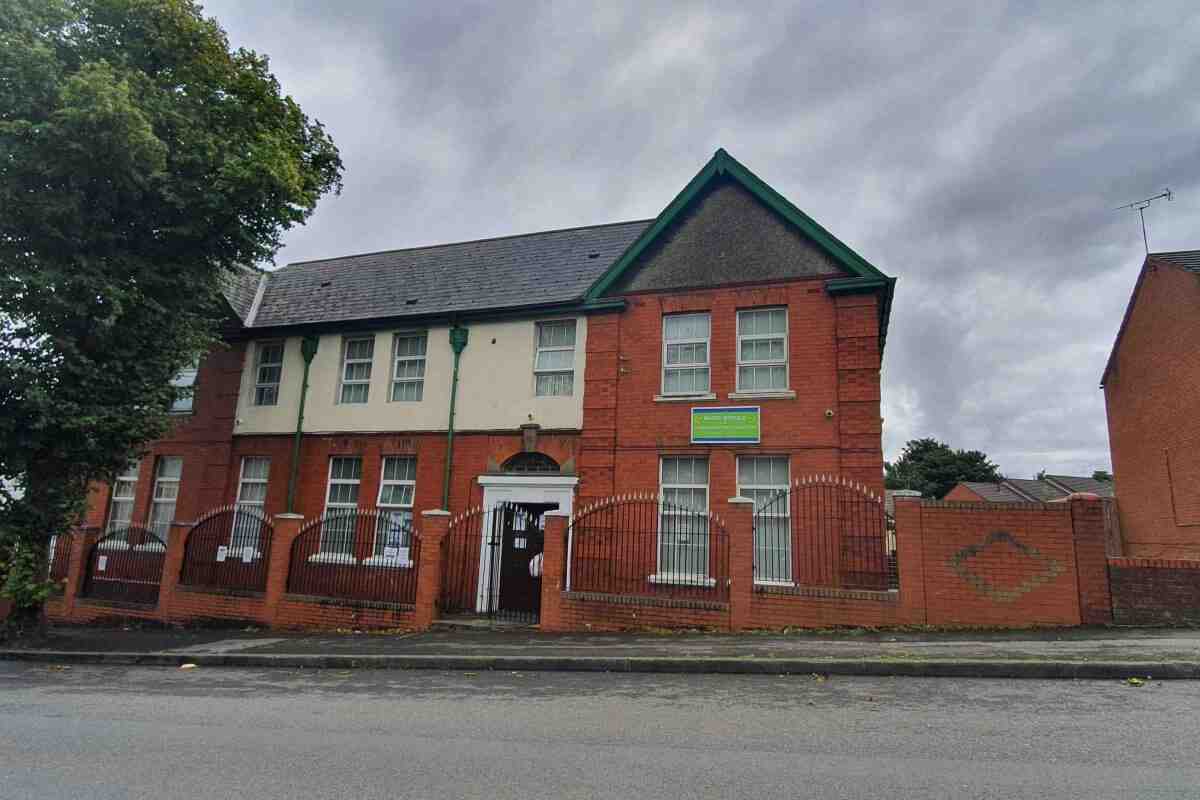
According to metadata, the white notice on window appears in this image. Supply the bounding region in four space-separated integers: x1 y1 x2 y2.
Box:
97 555 108 572
383 546 400 560
242 546 255 563
216 546 228 563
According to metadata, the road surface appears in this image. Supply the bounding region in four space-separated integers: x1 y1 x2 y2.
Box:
1 662 1195 798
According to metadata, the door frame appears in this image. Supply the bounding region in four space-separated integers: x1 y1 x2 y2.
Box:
475 474 578 613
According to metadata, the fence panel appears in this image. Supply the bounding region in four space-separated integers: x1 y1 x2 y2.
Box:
753 476 895 591
440 508 486 615
179 506 274 593
567 495 730 603
287 509 420 607
81 526 166 605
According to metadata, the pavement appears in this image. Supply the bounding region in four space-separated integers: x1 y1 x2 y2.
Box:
3 623 1200 678
3 663 1198 798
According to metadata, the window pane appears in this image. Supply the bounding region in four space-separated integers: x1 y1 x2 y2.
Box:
394 360 424 379
535 348 574 371
395 334 426 357
341 383 369 404
157 457 183 479
392 380 422 402
382 457 415 481
346 339 374 360
538 321 576 347
665 313 709 341
331 457 362 480
379 483 414 506
238 482 267 504
535 373 572 397
241 457 269 480
344 362 372 382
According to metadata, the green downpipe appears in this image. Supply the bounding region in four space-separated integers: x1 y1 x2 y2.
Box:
442 324 470 509
286 335 320 513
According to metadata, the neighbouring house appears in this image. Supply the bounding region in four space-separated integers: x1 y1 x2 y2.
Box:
1102 250 1200 559
944 476 1115 503
71 149 897 625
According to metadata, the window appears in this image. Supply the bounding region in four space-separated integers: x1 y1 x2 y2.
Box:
391 333 427 402
662 313 710 395
339 337 374 404
738 456 791 584
320 456 362 561
105 462 140 538
373 456 416 564
231 457 270 553
254 342 284 406
657 457 711 584
147 456 182 543
737 308 788 392
534 320 576 397
501 452 560 473
169 362 199 413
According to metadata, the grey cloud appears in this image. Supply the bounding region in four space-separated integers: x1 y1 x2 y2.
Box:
201 0 1200 478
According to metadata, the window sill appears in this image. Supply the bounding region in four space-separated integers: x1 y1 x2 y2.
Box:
360 556 414 569
754 579 796 588
648 573 717 588
98 541 131 551
218 549 263 562
728 390 796 400
133 544 167 553
307 552 358 565
653 393 717 403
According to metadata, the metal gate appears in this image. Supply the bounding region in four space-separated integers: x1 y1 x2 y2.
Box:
80 525 167 605
440 502 546 624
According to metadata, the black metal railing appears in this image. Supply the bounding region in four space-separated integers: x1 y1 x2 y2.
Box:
567 495 730 603
287 509 420 607
440 507 487 616
80 525 166 605
47 531 74 592
751 476 895 591
179 505 274 593
440 503 545 624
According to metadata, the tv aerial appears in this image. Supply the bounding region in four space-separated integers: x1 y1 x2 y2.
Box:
1115 189 1173 253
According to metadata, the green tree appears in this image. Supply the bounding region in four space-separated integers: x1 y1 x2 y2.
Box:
0 0 342 627
885 438 1003 499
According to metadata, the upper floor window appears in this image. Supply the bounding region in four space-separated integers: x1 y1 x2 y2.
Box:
737 308 788 392
391 333 427 402
339 337 374 404
534 320 576 397
663 313 710 395
254 342 284 406
147 456 182 541
169 362 198 413
106 462 140 534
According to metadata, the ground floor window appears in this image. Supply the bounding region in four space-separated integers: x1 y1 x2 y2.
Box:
373 456 415 563
321 456 362 561
146 456 182 544
105 462 140 542
738 456 791 584
658 456 710 582
232 457 270 553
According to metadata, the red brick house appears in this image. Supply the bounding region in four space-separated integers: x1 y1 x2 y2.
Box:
945 476 1114 504
1102 250 1200 559
73 149 899 625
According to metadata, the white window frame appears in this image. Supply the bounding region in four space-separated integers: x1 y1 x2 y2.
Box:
662 313 711 396
316 456 362 564
169 362 199 414
736 308 789 393
231 457 270 557
534 319 577 397
390 332 427 402
144 456 181 549
653 456 715 587
338 336 374 404
367 456 417 567
737 456 793 586
103 462 141 546
253 341 284 406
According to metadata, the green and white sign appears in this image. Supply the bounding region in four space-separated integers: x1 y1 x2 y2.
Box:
691 406 761 444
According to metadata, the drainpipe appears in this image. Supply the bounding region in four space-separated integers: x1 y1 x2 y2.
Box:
442 324 470 509
286 335 320 513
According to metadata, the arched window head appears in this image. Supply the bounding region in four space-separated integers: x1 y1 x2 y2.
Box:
501 452 560 474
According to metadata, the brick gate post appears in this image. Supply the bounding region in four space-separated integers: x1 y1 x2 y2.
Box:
413 510 450 630
58 526 101 620
539 511 569 632
727 497 756 632
1070 493 1113 625
264 513 304 627
156 521 192 621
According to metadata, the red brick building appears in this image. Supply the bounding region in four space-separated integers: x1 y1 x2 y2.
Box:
79 149 897 624
1102 250 1200 558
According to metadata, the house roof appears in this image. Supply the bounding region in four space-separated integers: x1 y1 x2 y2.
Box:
1042 474 1116 498
1101 249 1200 386
219 265 266 324
249 220 651 329
958 481 1029 502
955 476 1114 502
225 149 895 338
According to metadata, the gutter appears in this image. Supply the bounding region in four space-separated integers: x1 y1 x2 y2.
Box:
442 325 470 509
286 336 320 513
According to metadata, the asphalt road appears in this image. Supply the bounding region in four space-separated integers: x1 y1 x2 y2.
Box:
1 663 1196 799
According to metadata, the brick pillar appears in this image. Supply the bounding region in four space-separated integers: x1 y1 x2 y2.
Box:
539 511 569 632
413 510 449 630
60 526 101 619
893 496 928 624
156 521 192 620
727 496 755 632
264 513 304 627
1070 494 1113 625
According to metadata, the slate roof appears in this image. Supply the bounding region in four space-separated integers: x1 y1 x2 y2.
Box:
246 220 652 329
958 482 1028 502
955 476 1114 502
1043 474 1116 498
219 265 265 324
1004 478 1070 502
1149 249 1200 273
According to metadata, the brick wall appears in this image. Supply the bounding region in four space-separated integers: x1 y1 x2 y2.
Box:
578 279 884 507
1109 558 1200 625
1104 261 1200 558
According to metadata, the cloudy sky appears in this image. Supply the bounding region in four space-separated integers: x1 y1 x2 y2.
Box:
204 0 1200 479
